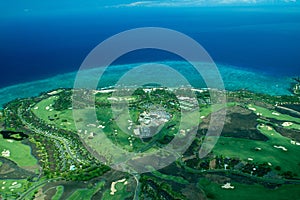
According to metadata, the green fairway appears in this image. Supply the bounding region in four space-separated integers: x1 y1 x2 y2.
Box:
213 123 300 176
198 178 300 200
102 180 132 200
247 104 300 123
0 135 38 169
32 96 76 131
152 170 189 184
67 181 105 200
0 179 28 197
52 186 64 200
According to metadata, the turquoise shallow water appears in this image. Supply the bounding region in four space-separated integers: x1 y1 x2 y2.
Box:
0 61 294 109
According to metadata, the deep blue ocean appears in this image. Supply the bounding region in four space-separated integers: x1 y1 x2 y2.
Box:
0 6 300 107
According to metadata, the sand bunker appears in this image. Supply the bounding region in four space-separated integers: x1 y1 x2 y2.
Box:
272 112 280 116
110 178 126 195
221 183 234 189
282 122 293 127
249 107 256 111
274 145 288 151
1 149 10 157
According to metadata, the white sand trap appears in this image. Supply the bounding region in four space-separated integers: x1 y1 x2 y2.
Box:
45 106 50 110
249 107 256 111
9 183 21 189
272 112 280 116
282 122 293 127
291 140 296 145
1 187 4 189
1 150 10 157
248 158 253 161
34 106 39 110
7 140 13 143
200 116 205 119
292 141 300 146
274 145 288 151
221 183 234 189
266 126 273 130
47 90 60 95
95 89 115 94
110 178 126 195
98 125 105 129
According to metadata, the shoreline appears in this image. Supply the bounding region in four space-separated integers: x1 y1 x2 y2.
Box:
0 61 297 109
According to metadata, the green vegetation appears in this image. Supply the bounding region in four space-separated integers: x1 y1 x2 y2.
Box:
0 179 29 198
67 181 105 200
198 178 300 200
247 104 300 123
151 170 189 184
32 96 76 131
213 123 300 177
2 87 300 199
0 135 38 168
52 186 64 200
102 181 132 200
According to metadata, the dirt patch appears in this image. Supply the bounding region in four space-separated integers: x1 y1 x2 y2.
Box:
44 187 57 200
274 126 300 142
200 106 268 141
182 184 207 200
204 174 231 185
159 162 201 184
275 106 300 119
42 180 88 200
0 157 35 179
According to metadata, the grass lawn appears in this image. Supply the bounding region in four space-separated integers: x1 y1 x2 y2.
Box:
151 170 189 184
67 181 105 200
283 123 300 130
0 179 28 197
213 123 300 176
198 178 300 200
52 186 64 200
247 104 300 123
32 96 76 132
0 135 38 169
102 181 132 200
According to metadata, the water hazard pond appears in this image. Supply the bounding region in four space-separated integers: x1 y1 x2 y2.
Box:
0 130 28 141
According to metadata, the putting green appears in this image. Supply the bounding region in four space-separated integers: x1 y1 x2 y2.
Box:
0 135 38 169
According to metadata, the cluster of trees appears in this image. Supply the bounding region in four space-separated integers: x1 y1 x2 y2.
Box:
52 90 72 111
3 96 111 182
62 164 110 181
242 162 271 177
140 175 187 200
